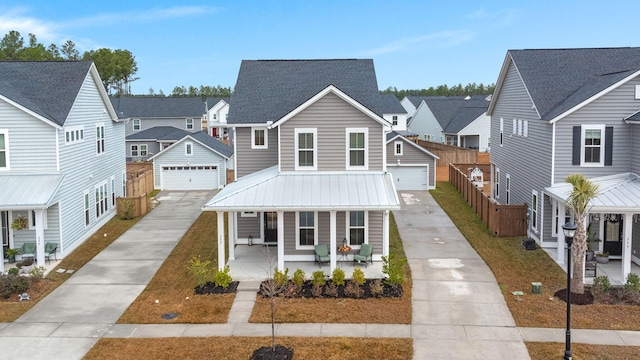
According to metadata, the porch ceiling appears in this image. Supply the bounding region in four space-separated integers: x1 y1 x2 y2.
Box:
545 172 640 213
202 165 400 211
0 173 65 210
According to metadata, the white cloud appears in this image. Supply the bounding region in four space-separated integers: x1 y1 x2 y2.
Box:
0 7 57 42
364 30 474 56
61 6 217 28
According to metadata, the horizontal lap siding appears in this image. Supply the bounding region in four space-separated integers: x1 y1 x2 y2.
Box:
387 140 436 186
633 126 640 175
153 141 227 189
125 117 202 136
237 215 260 239
12 204 60 248
235 127 278 178
279 93 384 172
368 211 383 254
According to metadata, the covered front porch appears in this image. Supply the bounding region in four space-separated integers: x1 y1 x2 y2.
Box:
545 247 640 285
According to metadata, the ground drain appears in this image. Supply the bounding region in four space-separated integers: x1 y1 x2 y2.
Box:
161 312 179 320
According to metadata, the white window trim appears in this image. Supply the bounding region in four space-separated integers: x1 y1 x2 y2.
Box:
140 144 148 157
505 174 510 205
517 119 523 136
28 209 48 230
295 128 317 170
531 190 539 232
96 123 105 155
295 211 318 250
499 118 504 146
130 145 139 157
241 211 257 218
186 118 194 130
111 176 116 208
95 181 109 220
346 211 368 249
251 127 268 149
185 141 193 156
346 127 368 170
0 129 9 171
132 119 141 131
84 190 91 227
122 171 127 197
512 119 517 134
495 168 500 199
523 120 528 138
64 125 85 145
580 124 605 167
392 115 398 126
394 141 403 156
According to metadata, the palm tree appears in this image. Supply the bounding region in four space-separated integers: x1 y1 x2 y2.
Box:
565 174 599 294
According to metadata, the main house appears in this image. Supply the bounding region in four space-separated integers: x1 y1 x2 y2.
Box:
203 59 402 272
488 47 640 282
0 61 125 270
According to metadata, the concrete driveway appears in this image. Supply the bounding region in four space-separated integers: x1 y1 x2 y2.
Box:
0 190 216 360
394 191 530 360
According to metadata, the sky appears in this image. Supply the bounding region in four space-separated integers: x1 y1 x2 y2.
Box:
2 0 640 95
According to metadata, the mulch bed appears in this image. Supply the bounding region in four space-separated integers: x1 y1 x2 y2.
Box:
259 279 403 299
554 288 640 306
194 281 239 295
251 345 293 360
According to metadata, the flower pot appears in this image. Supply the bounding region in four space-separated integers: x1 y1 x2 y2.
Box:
586 251 594 262
596 255 609 264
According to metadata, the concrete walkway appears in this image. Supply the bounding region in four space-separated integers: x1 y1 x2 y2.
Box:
2 190 640 359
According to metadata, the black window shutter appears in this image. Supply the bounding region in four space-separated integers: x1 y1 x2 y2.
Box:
604 126 613 166
572 126 581 165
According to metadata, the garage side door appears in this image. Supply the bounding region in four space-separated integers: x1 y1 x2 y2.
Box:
161 165 219 190
388 165 428 190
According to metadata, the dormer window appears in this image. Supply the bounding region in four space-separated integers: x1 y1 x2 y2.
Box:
185 142 193 156
252 127 268 149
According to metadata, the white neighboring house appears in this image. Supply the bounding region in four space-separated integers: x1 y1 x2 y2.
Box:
206 97 230 140
0 61 125 270
150 131 233 191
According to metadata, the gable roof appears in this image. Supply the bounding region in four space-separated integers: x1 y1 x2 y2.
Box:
147 129 233 160
187 131 234 158
380 94 407 114
444 105 488 133
489 47 640 120
205 97 230 110
229 59 384 124
386 131 439 159
0 61 97 127
110 96 206 119
422 95 490 130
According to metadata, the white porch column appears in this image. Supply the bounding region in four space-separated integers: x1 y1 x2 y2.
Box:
277 211 284 271
35 209 45 267
228 211 235 260
557 201 566 264
217 211 225 270
0 241 4 272
383 210 390 257
623 213 633 282
330 211 337 272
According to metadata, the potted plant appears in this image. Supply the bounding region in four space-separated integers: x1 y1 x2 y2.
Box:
11 215 28 230
5 248 19 263
595 251 610 264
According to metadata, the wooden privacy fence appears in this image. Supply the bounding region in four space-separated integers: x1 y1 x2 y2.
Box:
126 169 153 198
116 194 149 218
415 140 488 182
449 164 527 237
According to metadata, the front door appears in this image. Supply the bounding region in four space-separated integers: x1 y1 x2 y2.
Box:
1 211 9 247
264 212 277 244
604 213 623 256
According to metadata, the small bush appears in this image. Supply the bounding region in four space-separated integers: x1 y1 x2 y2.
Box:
29 266 46 279
344 282 363 299
592 275 611 297
187 256 214 287
292 269 305 287
7 268 19 276
382 254 406 286
351 267 366 285
331 268 346 286
214 265 233 289
324 283 338 297
625 273 640 293
311 270 326 286
311 283 323 297
273 267 289 287
370 278 384 297
0 274 31 299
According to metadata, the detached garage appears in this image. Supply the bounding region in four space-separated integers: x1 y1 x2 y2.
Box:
386 132 438 190
151 132 233 191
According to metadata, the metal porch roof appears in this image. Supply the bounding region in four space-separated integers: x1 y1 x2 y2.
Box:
202 166 400 211
0 173 65 210
544 173 640 213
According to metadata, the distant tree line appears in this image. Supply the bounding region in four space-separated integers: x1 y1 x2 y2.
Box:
382 82 495 99
0 30 138 96
167 85 232 98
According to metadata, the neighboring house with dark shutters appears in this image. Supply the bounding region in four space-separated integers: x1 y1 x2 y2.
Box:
202 59 401 272
0 61 125 271
488 47 640 283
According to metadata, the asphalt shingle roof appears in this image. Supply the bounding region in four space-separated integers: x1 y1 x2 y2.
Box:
189 131 234 158
128 126 233 158
0 61 93 126
380 94 407 114
110 96 206 119
229 59 383 124
423 95 489 130
508 47 640 120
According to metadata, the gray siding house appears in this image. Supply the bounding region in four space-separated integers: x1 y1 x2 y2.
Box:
488 47 640 283
0 61 125 270
386 131 438 190
203 59 401 272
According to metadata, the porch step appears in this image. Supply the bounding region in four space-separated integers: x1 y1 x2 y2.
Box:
237 280 261 292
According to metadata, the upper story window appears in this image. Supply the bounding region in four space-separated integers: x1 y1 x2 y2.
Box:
295 128 317 170
185 142 193 156
499 118 504 146
583 126 603 165
392 116 398 126
251 127 268 149
131 145 139 157
132 119 141 131
65 125 84 145
394 141 403 156
0 130 8 170
213 114 217 120
572 125 612 167
186 118 194 130
96 124 105 155
346 128 368 170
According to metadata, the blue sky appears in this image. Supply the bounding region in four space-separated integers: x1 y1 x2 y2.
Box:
2 1 639 95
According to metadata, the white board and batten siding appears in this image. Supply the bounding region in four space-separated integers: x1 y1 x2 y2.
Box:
153 139 227 190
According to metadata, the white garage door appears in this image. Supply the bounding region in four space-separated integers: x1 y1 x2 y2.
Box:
161 165 219 190
388 165 428 190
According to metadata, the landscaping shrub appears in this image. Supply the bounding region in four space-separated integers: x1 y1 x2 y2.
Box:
292 269 305 287
187 256 214 287
273 267 289 287
7 268 19 276
370 278 384 297
0 274 30 299
311 270 326 286
592 275 611 299
311 284 323 297
213 265 233 289
351 267 366 285
344 281 363 298
625 273 640 293
331 268 345 286
29 266 46 279
324 282 338 297
382 254 406 286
